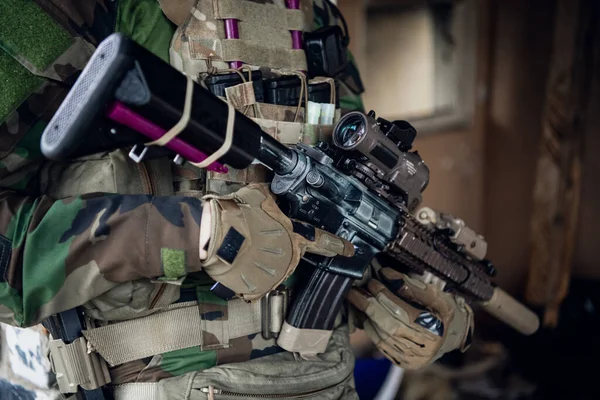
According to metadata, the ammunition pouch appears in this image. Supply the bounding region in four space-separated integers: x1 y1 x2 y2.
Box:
169 0 310 75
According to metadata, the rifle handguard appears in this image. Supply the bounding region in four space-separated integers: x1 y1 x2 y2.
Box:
481 288 540 335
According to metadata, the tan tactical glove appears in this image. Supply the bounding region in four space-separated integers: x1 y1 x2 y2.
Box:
201 183 355 300
347 267 474 369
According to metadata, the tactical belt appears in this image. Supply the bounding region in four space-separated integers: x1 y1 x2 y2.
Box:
48 290 288 394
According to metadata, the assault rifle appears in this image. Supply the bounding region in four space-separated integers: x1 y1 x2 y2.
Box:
41 34 539 354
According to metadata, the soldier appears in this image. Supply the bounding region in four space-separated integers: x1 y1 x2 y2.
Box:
0 0 473 398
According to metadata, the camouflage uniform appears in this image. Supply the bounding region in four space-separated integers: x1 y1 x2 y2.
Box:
0 0 364 395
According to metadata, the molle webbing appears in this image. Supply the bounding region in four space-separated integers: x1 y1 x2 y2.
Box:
82 300 262 366
212 0 306 31
171 0 308 73
237 21 294 48
193 38 307 71
223 84 334 145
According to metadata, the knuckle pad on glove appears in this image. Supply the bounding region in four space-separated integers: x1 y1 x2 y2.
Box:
201 190 298 300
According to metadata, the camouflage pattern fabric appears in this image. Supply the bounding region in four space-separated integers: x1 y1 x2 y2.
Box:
0 0 365 388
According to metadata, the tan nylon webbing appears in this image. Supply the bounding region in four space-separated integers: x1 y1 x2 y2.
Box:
113 383 161 400
221 39 307 70
229 298 261 338
83 300 262 366
237 21 292 48
83 302 204 366
63 340 91 386
212 0 306 31
190 38 307 70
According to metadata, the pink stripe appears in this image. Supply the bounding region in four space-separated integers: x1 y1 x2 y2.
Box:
106 102 228 173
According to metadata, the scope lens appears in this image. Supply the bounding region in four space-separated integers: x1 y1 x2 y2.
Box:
334 114 366 149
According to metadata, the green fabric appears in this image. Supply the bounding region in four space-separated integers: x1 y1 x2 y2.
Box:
116 0 176 63
182 271 215 288
161 346 218 376
0 284 24 326
16 120 45 160
339 90 364 113
0 120 45 191
5 200 37 251
161 248 186 279
0 0 73 70
340 52 365 112
20 197 82 325
0 50 44 122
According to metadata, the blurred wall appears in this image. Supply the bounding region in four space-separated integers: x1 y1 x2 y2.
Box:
483 0 555 293
362 6 485 226
573 47 600 278
358 0 486 232
363 8 435 119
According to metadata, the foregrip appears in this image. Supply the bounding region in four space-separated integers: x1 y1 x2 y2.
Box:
481 288 540 335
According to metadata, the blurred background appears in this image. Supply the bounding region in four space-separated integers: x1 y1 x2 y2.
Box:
340 0 600 398
0 1 598 399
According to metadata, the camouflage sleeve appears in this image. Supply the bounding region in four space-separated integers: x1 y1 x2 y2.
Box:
0 189 203 328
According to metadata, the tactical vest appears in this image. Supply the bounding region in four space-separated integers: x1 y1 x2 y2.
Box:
1 1 357 399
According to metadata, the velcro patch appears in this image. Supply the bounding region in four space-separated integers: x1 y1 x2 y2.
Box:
217 227 245 264
161 248 186 280
0 235 12 283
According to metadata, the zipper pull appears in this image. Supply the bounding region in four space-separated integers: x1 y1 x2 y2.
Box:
200 386 222 394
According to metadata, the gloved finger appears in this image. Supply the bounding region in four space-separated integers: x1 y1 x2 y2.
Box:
369 320 435 358
364 320 429 368
367 279 431 324
367 279 445 342
292 220 354 257
347 287 406 337
349 282 438 346
347 287 372 314
364 322 405 367
379 268 453 317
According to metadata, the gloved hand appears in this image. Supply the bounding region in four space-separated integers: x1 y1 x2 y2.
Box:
347 267 474 369
200 183 355 300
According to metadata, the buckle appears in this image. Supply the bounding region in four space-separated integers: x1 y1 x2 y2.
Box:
261 287 289 340
48 337 111 394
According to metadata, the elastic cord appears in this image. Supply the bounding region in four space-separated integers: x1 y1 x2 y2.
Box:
145 74 235 169
146 75 195 147
292 72 308 122
192 101 235 169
